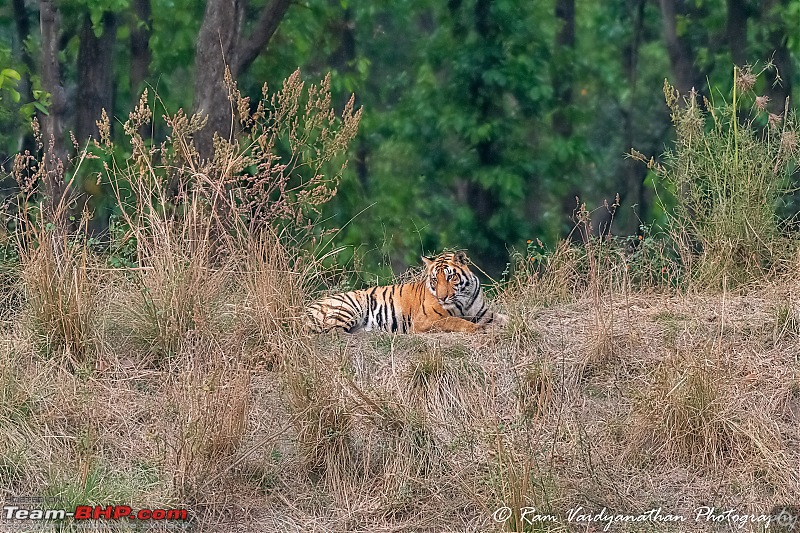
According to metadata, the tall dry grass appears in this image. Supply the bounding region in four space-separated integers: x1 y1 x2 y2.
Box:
0 68 363 529
631 63 800 289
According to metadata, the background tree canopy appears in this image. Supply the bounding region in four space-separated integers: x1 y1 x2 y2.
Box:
1 0 798 278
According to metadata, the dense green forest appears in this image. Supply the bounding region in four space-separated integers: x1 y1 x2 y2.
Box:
1 0 799 277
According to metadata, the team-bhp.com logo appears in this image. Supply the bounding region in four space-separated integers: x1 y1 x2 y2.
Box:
4 504 188 522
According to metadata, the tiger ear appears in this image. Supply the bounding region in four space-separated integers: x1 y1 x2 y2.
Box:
454 251 469 265
421 256 434 267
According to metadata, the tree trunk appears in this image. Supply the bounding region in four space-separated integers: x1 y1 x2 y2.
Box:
11 0 34 102
552 0 575 137
469 0 500 225
39 0 67 206
619 0 648 235
130 0 151 99
470 0 504 272
192 0 293 159
329 6 368 190
551 0 581 237
658 0 699 97
726 0 749 67
76 12 117 143
192 0 244 159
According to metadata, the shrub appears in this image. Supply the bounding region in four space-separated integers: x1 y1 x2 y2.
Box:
632 64 800 288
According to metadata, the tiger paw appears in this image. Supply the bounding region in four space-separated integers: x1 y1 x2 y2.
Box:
478 313 508 332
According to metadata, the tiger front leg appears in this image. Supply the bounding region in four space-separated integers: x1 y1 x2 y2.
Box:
414 315 483 333
482 312 509 329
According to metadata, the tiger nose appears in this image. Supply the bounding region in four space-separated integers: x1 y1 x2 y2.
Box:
436 286 449 300
436 274 449 294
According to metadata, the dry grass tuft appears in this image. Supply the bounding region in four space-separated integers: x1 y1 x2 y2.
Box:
166 336 251 504
239 231 312 372
487 435 556 533
403 341 484 421
515 364 554 421
375 406 446 517
773 291 800 341
504 239 582 309
20 221 97 367
632 66 800 290
630 346 783 472
286 357 358 494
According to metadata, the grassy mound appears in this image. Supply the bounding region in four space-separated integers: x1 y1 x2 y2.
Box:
3 275 799 531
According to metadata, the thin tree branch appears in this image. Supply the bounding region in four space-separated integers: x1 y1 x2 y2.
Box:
235 0 293 74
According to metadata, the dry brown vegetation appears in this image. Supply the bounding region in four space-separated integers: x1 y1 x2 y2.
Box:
3 251 800 532
2 68 800 533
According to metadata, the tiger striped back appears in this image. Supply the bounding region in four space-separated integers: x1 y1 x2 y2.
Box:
306 251 508 334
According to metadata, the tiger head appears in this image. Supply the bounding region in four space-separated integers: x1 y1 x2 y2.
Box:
421 251 478 306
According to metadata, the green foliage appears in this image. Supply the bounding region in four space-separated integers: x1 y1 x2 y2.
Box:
247 0 689 278
330 1 561 275
0 48 50 156
44 462 142 512
106 214 137 268
71 0 130 36
0 66 22 103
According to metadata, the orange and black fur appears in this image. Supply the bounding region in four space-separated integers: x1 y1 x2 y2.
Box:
306 251 508 333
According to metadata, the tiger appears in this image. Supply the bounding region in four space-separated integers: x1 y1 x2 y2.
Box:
306 251 508 334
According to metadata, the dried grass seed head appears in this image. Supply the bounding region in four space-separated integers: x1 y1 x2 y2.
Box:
780 130 799 158
736 65 757 93
754 95 770 113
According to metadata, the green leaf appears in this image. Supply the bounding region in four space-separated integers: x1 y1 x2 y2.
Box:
91 10 105 37
1 68 21 81
33 101 50 115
